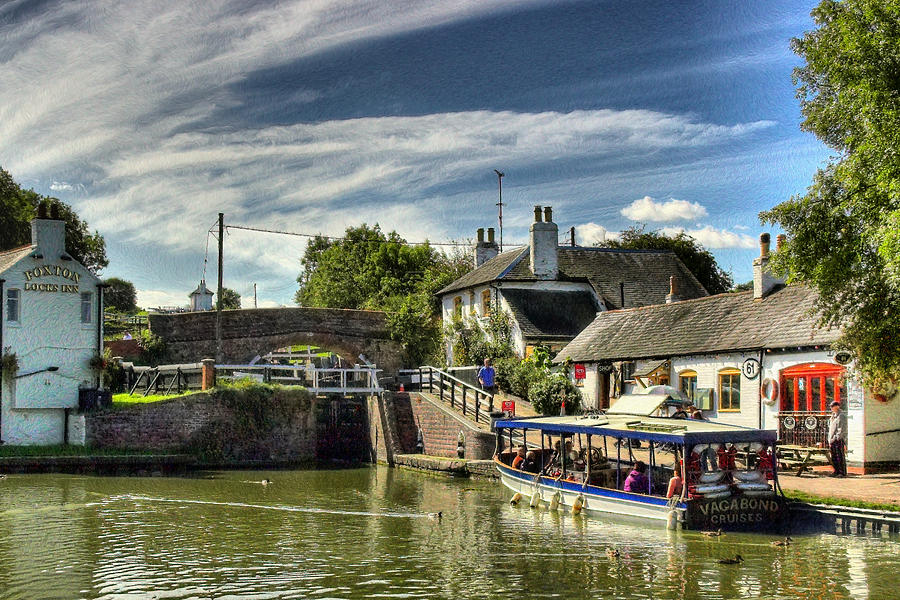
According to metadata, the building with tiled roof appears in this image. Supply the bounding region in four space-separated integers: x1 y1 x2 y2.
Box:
438 205 707 362
555 233 899 473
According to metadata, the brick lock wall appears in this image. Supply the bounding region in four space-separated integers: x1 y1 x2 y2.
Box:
85 390 318 462
405 392 495 459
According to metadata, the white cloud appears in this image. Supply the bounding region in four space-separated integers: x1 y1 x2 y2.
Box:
136 289 188 309
659 225 756 249
575 222 619 245
621 196 708 222
49 181 75 192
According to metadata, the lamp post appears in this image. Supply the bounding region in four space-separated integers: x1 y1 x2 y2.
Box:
494 170 505 252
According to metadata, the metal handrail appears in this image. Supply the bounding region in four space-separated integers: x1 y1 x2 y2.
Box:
401 366 495 426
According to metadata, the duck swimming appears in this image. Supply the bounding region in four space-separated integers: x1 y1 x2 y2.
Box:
771 537 792 547
717 555 744 565
606 548 620 559
701 528 724 537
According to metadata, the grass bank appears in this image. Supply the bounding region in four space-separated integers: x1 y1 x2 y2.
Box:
0 444 155 458
112 392 196 405
784 489 900 513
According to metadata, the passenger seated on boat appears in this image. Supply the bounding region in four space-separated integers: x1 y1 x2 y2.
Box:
623 461 650 494
671 403 689 419
666 464 683 499
523 450 540 473
511 446 527 470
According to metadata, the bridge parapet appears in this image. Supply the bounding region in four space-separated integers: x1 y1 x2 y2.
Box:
149 307 402 373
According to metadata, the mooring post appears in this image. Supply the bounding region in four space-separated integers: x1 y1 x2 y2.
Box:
201 358 216 391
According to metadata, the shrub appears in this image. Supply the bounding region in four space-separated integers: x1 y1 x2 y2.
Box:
528 374 582 416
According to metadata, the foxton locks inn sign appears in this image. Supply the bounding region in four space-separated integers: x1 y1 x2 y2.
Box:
22 264 81 293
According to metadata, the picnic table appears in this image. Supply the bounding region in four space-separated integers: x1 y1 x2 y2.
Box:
777 444 832 476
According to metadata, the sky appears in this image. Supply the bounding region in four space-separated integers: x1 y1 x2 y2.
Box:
0 0 830 308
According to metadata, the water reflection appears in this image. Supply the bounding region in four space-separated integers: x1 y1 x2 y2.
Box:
0 468 896 599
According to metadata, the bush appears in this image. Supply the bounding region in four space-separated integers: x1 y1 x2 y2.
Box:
495 357 542 400
528 375 582 416
137 330 167 366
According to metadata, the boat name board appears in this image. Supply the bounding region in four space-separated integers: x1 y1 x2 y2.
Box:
688 496 784 528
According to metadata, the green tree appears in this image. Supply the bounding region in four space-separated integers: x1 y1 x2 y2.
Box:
0 167 108 273
104 277 138 312
295 224 472 366
216 287 241 310
596 225 732 294
761 0 900 385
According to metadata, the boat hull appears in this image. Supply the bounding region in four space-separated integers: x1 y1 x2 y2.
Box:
496 460 786 531
496 461 683 524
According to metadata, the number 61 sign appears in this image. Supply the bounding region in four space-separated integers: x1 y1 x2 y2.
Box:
742 358 761 380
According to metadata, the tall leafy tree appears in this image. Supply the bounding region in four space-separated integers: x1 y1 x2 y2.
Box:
0 167 108 273
104 277 138 312
596 225 733 294
295 224 471 365
216 287 241 310
761 0 900 385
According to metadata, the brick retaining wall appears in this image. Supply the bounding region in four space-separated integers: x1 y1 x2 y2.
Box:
401 392 495 460
85 388 319 462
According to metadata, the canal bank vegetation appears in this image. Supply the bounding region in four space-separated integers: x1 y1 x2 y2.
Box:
446 313 581 415
0 444 155 457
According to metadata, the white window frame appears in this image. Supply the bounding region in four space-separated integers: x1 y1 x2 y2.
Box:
6 288 21 325
81 291 93 325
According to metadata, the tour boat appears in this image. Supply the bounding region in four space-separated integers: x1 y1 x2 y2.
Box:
494 406 786 531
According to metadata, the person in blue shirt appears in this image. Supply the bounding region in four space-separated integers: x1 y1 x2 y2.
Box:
477 358 496 394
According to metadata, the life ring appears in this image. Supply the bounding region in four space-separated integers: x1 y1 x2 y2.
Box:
761 378 779 405
782 416 795 430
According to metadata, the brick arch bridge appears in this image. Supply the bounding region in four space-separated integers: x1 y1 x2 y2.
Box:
148 307 403 372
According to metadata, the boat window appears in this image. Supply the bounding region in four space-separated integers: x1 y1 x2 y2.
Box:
718 368 741 412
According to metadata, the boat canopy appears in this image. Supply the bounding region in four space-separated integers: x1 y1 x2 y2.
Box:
605 394 669 416
493 414 778 445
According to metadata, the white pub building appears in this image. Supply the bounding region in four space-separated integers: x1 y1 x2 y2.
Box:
0 207 103 445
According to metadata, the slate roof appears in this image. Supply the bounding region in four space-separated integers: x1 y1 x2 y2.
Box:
438 246 708 308
501 288 600 340
554 285 840 363
0 245 33 275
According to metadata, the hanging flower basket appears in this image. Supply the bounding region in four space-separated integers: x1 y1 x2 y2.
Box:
88 353 107 372
1 347 18 378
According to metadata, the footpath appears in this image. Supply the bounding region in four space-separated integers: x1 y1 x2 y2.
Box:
778 470 900 507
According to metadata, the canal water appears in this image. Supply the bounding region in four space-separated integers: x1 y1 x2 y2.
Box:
0 467 896 599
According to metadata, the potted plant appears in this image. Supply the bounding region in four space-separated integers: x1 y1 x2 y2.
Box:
88 352 107 373
1 347 18 378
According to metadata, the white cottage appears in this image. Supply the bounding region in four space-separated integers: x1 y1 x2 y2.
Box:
438 206 707 363
555 233 900 473
0 210 103 445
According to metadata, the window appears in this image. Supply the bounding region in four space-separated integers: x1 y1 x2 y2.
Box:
453 296 462 317
81 292 92 324
6 289 20 322
481 290 492 315
679 370 697 403
780 363 846 412
718 368 741 411
469 291 476 315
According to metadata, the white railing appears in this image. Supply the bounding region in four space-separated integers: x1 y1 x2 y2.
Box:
398 366 495 426
217 363 382 394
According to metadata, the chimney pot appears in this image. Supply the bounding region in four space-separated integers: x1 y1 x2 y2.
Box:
49 202 59 220
533 205 542 222
543 206 553 223
487 228 495 243
38 202 48 219
760 233 771 258
477 228 484 243
670 276 677 295
776 234 786 252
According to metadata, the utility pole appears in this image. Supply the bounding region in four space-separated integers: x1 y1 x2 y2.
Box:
570 226 576 247
216 212 224 363
494 169 505 252
253 283 258 309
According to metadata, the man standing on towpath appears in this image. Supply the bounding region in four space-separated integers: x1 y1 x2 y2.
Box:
828 400 848 477
478 358 496 395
